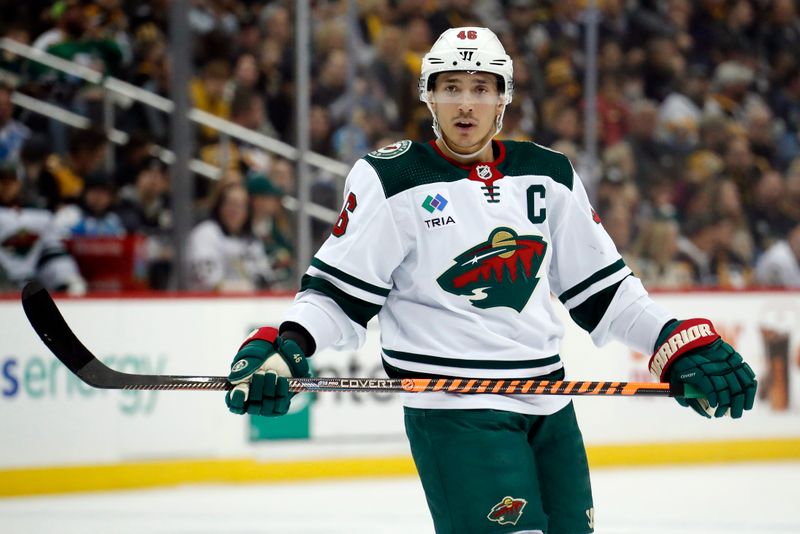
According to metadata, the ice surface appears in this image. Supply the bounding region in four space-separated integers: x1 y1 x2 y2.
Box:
1 462 798 533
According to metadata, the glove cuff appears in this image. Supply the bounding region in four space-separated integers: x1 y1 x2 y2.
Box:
240 326 279 350
649 318 720 381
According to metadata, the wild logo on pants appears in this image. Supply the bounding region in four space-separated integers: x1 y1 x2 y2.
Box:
487 496 527 526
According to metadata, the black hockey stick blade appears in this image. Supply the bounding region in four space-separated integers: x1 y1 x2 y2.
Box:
21 281 231 391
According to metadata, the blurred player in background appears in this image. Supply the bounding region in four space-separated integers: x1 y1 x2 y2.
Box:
224 27 757 534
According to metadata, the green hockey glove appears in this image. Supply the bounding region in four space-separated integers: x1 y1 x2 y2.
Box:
650 319 757 418
225 327 310 417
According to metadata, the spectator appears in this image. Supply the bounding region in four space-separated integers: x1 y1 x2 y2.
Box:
114 131 157 187
0 82 31 164
54 171 125 237
116 156 171 235
759 0 800 68
16 134 50 209
30 1 123 84
186 182 272 292
38 127 108 210
191 60 231 143
658 64 709 151
228 53 261 97
721 135 769 213
116 156 172 289
623 99 679 195
749 169 789 253
269 156 296 196
0 163 85 294
780 158 800 225
0 25 31 81
366 25 416 132
754 221 800 287
126 44 170 144
771 68 800 168
200 87 277 175
247 173 293 288
309 105 334 157
705 61 763 121
641 35 681 101
676 212 751 288
712 0 758 61
258 38 293 139
602 201 636 255
745 103 778 168
629 213 693 288
32 0 84 51
595 70 629 147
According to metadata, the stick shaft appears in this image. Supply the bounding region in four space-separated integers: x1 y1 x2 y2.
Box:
291 377 677 396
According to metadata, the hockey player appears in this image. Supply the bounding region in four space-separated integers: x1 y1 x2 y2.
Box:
224 28 757 533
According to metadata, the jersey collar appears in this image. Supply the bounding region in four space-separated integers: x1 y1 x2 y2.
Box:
428 139 507 170
429 139 507 193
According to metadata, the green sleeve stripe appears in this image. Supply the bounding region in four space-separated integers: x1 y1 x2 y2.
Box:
310 258 391 297
300 275 381 328
559 259 627 304
383 349 561 370
568 276 629 333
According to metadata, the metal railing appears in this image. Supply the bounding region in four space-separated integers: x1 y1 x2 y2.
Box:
0 37 344 223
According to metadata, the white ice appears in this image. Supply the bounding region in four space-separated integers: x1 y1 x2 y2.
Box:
1 462 798 533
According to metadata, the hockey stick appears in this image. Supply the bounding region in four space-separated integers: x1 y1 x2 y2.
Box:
20 282 698 398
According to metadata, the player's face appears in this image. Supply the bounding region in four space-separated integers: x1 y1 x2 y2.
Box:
430 72 504 155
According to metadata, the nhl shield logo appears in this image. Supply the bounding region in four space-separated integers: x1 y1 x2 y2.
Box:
476 164 493 181
488 496 527 526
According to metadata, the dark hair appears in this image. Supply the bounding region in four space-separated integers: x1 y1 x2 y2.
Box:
68 126 108 155
230 87 261 118
211 182 253 237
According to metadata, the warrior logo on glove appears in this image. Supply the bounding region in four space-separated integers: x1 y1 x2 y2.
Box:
651 318 757 419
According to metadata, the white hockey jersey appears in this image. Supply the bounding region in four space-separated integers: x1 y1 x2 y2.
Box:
186 220 274 291
0 206 84 292
284 140 672 414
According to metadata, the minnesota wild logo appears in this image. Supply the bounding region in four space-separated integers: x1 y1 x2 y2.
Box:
437 228 547 312
367 140 412 159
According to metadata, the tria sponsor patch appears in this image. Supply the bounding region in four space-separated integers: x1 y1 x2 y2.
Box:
487 496 527 526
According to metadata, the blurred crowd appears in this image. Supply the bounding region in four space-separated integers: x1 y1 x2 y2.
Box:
1 0 800 293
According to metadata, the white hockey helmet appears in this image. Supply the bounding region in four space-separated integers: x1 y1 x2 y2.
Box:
419 27 514 105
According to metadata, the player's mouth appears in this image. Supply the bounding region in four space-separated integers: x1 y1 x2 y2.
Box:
453 119 476 133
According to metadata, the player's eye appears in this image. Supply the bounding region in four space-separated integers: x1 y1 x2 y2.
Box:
444 85 458 93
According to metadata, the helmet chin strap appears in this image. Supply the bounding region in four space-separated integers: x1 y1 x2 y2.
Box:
428 102 507 162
